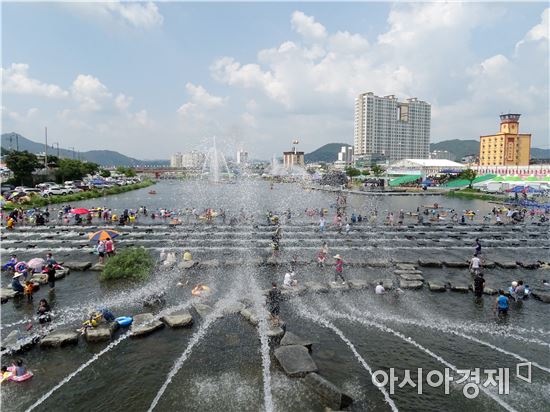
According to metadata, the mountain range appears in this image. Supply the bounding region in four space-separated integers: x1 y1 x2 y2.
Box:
429 139 550 161
1 133 169 167
305 140 550 163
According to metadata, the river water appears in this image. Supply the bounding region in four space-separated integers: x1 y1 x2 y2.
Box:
1 180 549 411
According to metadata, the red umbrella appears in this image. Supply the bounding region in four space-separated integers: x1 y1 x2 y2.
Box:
71 208 91 215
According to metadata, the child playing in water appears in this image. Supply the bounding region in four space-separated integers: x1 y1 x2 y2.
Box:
24 281 34 303
1 366 12 383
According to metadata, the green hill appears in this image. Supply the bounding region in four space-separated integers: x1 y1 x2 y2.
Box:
430 139 550 161
1 132 168 167
305 143 351 163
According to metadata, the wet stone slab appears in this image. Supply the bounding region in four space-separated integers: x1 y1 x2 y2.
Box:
303 373 354 411
41 330 80 348
400 280 424 290
85 324 115 342
63 261 92 271
274 345 318 377
304 281 329 294
428 282 447 292
130 313 164 337
348 279 369 290
161 311 193 328
280 331 313 351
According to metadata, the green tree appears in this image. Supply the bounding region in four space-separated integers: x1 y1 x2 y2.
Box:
361 169 370 176
116 166 137 177
371 165 385 177
460 168 478 189
54 159 99 183
99 169 111 178
4 150 41 186
345 167 361 178
100 247 153 282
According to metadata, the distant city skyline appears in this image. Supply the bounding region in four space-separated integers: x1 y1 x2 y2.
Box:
1 2 548 160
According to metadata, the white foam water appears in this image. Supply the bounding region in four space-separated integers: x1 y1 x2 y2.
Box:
329 308 518 412
294 302 399 412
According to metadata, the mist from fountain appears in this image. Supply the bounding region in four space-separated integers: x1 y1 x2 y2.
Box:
200 137 232 182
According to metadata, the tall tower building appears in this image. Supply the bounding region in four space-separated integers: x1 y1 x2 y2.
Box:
354 92 431 163
479 114 531 166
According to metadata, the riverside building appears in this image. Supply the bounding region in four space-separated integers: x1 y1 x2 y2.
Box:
354 92 431 163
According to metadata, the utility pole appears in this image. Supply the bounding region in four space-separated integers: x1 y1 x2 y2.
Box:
53 142 60 158
44 126 48 168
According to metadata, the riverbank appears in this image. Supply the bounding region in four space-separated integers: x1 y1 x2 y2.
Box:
2 180 155 210
445 188 505 202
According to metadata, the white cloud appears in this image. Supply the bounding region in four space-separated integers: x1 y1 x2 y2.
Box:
291 11 327 40
71 74 112 111
177 83 227 116
1 106 38 123
210 5 548 153
1 63 68 98
516 8 549 51
115 93 133 111
104 1 163 29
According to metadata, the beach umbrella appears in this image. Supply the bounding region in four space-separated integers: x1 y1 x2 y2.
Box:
88 229 121 242
27 258 45 271
14 261 27 273
71 208 91 215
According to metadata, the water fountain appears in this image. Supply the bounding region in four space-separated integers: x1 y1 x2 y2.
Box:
1 175 549 411
201 137 232 183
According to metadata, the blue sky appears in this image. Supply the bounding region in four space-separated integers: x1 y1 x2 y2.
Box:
2 2 548 159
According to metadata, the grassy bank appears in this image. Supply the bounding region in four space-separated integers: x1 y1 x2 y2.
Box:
2 180 155 210
445 188 504 202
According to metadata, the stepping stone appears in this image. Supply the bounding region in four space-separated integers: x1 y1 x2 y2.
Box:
41 330 79 347
400 280 423 290
220 302 245 316
192 303 213 319
303 373 354 411
531 290 550 303
304 281 329 294
393 270 424 276
496 261 517 269
90 263 105 271
161 311 193 328
418 259 443 268
396 263 416 271
240 307 271 326
367 260 390 267
274 345 318 377
267 326 285 340
63 261 92 271
483 287 498 295
0 330 37 352
428 282 446 292
0 288 19 300
347 279 369 290
518 261 540 269
31 274 48 285
280 331 313 351
85 324 114 342
55 268 70 279
444 261 469 268
484 261 496 268
130 313 164 337
328 282 350 291
450 285 470 293
398 273 424 282
179 260 198 269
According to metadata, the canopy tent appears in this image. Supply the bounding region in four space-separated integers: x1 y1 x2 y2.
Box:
441 174 496 188
389 175 422 187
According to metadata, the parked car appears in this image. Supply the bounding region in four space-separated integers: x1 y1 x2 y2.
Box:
1 184 15 195
64 185 82 193
36 182 57 190
14 186 42 194
43 185 80 196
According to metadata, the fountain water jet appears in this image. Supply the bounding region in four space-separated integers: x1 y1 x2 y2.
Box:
325 307 518 412
294 302 399 412
344 305 550 374
24 300 194 412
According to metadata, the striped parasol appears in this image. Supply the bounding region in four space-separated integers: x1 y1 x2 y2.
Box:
88 229 121 242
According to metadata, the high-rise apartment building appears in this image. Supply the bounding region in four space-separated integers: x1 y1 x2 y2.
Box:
236 150 248 164
354 92 431 163
170 151 205 169
479 114 531 166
